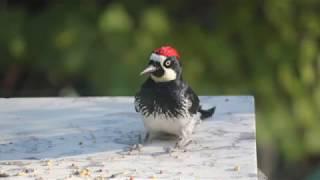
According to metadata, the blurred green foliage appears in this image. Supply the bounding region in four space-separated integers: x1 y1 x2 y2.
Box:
1 0 320 178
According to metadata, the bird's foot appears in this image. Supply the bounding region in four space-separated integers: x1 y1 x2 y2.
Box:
128 144 143 152
122 144 143 155
175 137 192 149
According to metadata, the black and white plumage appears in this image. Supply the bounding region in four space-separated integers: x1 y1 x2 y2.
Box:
135 46 215 147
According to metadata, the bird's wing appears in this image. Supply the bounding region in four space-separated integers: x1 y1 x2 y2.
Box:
184 86 200 115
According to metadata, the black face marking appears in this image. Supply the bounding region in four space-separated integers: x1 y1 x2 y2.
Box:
149 61 164 77
150 57 182 79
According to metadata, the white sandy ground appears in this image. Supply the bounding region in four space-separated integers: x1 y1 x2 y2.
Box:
0 96 257 180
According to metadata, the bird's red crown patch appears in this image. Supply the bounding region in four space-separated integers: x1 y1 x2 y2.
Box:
153 46 180 60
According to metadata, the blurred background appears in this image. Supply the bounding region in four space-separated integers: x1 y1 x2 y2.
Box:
0 0 319 179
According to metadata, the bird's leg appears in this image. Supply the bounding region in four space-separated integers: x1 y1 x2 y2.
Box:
175 130 192 149
144 132 150 143
175 136 192 149
175 118 196 149
143 131 155 144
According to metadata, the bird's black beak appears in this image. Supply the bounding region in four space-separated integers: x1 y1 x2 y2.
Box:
140 64 158 76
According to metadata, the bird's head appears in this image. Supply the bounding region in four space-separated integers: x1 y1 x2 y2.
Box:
140 45 182 82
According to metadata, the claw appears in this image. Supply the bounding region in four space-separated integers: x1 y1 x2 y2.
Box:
175 137 192 149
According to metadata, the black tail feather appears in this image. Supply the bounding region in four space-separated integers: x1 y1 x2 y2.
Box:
199 106 216 120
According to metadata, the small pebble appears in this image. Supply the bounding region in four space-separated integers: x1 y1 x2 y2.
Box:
16 172 26 176
46 160 53 166
108 172 123 178
94 175 106 180
70 163 78 169
0 172 9 177
74 168 91 177
234 165 240 171
24 168 35 173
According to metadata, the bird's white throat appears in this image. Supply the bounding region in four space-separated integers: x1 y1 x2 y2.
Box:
151 69 177 82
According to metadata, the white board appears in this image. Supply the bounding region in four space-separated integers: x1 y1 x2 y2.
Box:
0 96 257 179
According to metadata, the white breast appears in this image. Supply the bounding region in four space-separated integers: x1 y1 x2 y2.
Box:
142 113 200 136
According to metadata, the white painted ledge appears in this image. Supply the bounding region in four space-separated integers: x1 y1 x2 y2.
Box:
0 96 257 179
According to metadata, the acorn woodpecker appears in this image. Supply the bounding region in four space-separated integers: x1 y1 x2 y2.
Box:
135 46 215 147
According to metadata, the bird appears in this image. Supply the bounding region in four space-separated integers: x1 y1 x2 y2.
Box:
134 45 215 147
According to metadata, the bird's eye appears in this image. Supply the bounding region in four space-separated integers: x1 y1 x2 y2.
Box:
164 59 172 67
